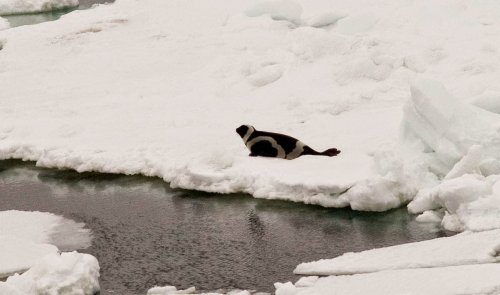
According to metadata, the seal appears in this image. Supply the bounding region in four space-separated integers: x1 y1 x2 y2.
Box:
236 125 341 160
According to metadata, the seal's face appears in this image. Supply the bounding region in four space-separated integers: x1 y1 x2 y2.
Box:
236 125 252 138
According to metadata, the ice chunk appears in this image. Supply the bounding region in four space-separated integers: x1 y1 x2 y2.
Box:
1 251 100 295
294 229 500 275
416 210 443 223
444 145 482 180
408 174 491 215
281 264 500 295
0 236 58 278
403 79 500 170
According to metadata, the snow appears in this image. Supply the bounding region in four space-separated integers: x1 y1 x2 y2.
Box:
0 0 499 229
277 264 500 295
146 286 253 295
0 0 79 16
415 210 442 223
278 229 500 294
2 1 500 293
0 251 100 295
294 229 500 276
245 0 302 24
0 210 91 277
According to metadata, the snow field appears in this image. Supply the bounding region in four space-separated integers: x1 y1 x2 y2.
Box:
0 0 482 215
0 0 500 232
0 0 79 16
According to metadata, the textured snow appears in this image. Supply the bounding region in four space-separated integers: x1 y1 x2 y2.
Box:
0 0 79 15
2 1 500 294
403 79 500 231
0 0 500 226
294 229 500 275
0 251 100 295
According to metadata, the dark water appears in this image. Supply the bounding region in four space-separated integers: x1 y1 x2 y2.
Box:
0 160 447 294
3 0 113 27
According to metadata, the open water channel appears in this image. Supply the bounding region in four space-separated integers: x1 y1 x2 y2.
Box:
0 160 447 294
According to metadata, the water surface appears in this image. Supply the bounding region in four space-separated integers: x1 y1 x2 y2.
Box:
0 160 448 294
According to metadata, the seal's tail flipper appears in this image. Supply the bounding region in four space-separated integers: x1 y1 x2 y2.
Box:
321 148 341 157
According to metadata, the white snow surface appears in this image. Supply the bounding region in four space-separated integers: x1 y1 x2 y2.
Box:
280 229 500 295
277 264 500 295
0 211 60 277
0 251 100 295
0 210 91 277
146 285 254 295
294 229 500 275
1 0 500 228
0 0 79 16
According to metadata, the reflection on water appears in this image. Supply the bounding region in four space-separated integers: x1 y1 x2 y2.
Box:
0 160 448 295
3 0 112 27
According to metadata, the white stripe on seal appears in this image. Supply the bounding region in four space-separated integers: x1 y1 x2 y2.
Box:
242 126 255 144
286 141 305 160
246 136 286 158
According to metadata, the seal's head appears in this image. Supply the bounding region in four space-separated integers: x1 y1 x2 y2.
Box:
236 125 255 141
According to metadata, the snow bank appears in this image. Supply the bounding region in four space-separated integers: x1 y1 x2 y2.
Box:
0 251 100 295
0 0 79 16
277 264 500 295
1 0 500 216
294 229 500 275
0 210 91 277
